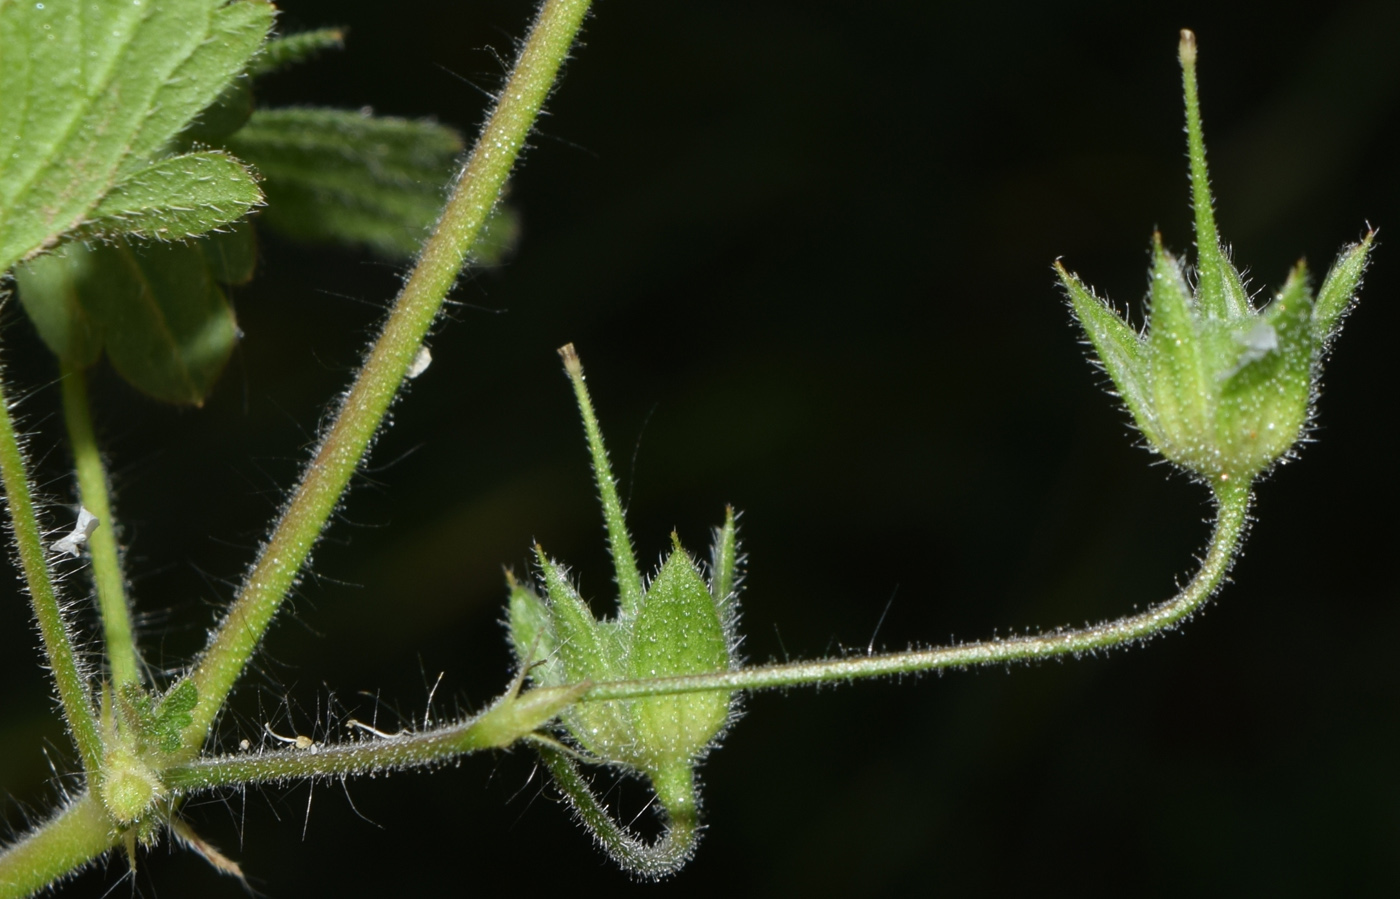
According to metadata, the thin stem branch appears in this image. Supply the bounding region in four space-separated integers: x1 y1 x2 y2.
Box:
163 683 585 791
536 742 698 879
0 794 114 899
60 362 140 689
577 480 1252 701
0 362 103 777
178 0 594 748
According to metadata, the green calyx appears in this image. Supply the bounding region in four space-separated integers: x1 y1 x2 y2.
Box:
97 681 199 827
507 345 739 827
1057 30 1372 487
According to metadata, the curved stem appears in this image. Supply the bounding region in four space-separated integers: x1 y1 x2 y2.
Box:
535 743 698 880
0 794 115 899
177 0 594 749
60 362 140 688
578 479 1252 701
0 361 102 778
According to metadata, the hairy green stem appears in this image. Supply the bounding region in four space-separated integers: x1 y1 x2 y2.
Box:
179 0 594 747
0 794 114 899
164 682 585 790
536 742 698 879
60 362 140 689
0 362 102 777
578 480 1252 701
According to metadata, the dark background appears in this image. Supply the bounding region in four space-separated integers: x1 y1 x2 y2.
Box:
2 0 1398 895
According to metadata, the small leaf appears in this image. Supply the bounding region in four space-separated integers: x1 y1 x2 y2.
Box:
122 0 276 170
82 151 263 243
14 246 104 366
153 680 199 753
83 242 239 406
0 0 273 273
176 78 256 147
249 27 346 76
199 221 258 286
159 680 200 719
226 107 463 257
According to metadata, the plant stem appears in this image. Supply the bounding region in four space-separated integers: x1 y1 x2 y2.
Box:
60 362 140 689
577 480 1252 701
179 0 594 748
536 743 697 879
163 683 585 790
0 364 103 778
0 794 114 899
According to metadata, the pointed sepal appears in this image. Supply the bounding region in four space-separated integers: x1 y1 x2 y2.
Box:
1214 263 1314 476
1060 31 1370 486
532 548 632 760
629 540 733 773
1056 260 1158 445
1312 231 1375 344
1146 236 1212 469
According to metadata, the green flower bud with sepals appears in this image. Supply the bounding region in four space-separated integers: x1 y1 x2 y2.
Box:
505 344 741 874
1057 30 1372 488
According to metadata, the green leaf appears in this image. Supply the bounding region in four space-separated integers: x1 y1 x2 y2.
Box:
122 0 275 170
152 680 199 753
18 240 239 405
94 241 239 406
175 77 255 147
0 0 274 275
226 107 464 257
81 151 263 243
14 246 104 366
249 27 346 76
17 238 244 404
199 220 259 286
